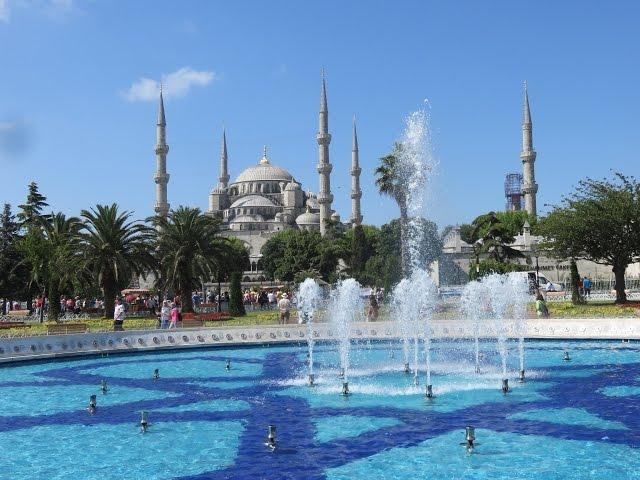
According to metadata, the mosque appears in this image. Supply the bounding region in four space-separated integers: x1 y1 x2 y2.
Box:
152 75 363 279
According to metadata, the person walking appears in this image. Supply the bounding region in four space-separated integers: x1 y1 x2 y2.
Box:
113 298 125 331
169 303 180 329
582 276 592 297
278 293 291 324
160 300 171 329
535 292 550 318
367 293 379 321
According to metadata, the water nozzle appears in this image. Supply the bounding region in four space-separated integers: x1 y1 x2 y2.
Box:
563 351 571 362
403 363 410 374
100 380 108 394
338 368 345 379
88 394 97 413
519 370 525 383
426 384 434 399
140 411 149 433
153 368 159 380
341 382 350 396
226 359 231 370
308 373 315 386
462 425 475 452
266 424 276 450
501 378 509 394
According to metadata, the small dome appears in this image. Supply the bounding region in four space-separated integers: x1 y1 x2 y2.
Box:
231 214 265 223
305 197 319 210
296 210 320 226
284 182 301 191
230 195 276 209
331 212 341 221
211 186 226 194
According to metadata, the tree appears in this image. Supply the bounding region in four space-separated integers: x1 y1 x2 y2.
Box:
18 213 83 321
228 272 245 316
350 225 367 281
81 204 155 318
17 182 48 229
154 207 229 313
375 143 410 274
210 237 249 312
537 173 640 304
260 229 340 282
0 204 25 299
464 211 525 263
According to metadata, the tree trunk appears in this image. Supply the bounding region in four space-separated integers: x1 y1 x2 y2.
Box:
570 259 584 305
613 264 627 304
48 281 60 321
181 287 193 313
399 200 410 277
103 276 116 320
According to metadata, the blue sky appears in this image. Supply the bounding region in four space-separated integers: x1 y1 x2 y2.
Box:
1 0 639 228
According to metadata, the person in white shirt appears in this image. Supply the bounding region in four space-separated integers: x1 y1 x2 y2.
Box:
113 298 125 331
267 292 276 309
278 293 291 324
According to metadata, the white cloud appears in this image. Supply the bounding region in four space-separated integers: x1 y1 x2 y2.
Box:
0 0 73 23
124 67 215 102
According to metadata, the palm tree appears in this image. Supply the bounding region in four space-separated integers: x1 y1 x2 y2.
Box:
18 213 82 321
375 143 410 274
81 204 155 319
153 207 229 313
469 212 525 263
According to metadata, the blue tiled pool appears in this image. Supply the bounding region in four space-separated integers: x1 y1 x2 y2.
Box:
0 340 638 479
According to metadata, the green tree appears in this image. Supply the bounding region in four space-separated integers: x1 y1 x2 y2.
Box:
468 258 528 280
210 237 249 312
261 229 339 282
18 213 83 321
537 173 640 304
154 207 229 313
17 182 48 229
81 204 155 318
375 143 410 274
465 211 525 263
228 271 245 316
0 204 25 299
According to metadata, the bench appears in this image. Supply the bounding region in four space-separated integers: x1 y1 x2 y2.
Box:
181 319 204 328
46 323 88 335
0 322 30 330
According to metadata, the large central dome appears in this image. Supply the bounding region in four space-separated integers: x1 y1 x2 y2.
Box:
233 147 294 184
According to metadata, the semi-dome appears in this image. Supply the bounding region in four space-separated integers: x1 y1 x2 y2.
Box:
231 214 265 223
230 195 276 209
233 147 294 183
305 197 320 210
295 210 320 226
284 181 301 191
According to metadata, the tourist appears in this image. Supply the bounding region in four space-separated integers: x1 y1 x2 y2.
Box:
535 292 550 318
278 293 291 324
268 291 276 309
113 297 125 331
368 293 379 321
169 303 180 329
160 300 171 329
583 276 592 297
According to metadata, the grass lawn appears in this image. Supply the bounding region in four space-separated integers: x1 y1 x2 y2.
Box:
546 300 640 318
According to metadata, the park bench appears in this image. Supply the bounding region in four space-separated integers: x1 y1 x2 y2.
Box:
0 322 30 330
46 323 88 335
181 318 204 328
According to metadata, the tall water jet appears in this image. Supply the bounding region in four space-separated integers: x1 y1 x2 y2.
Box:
507 272 530 381
298 278 322 385
461 280 490 374
483 274 510 381
329 278 363 387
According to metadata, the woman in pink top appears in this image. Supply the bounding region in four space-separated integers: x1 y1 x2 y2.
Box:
169 304 179 329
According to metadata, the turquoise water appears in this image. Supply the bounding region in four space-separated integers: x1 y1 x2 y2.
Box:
0 340 638 479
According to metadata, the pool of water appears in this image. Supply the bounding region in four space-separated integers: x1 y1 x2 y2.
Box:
0 339 638 479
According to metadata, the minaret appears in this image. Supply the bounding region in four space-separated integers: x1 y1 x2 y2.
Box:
154 87 170 218
219 128 230 189
350 117 363 227
316 71 333 236
520 81 538 218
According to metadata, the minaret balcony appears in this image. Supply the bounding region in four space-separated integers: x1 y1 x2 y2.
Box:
522 183 538 195
351 191 362 200
316 133 332 145
350 167 362 176
154 173 170 184
317 164 333 174
317 192 333 204
155 145 169 155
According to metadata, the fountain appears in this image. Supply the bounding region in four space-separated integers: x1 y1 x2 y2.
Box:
329 278 363 392
461 280 490 374
507 273 530 382
298 278 322 387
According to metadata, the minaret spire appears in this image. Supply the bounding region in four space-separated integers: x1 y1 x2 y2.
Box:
154 87 170 218
350 117 362 228
316 70 333 235
219 128 229 189
520 81 538 218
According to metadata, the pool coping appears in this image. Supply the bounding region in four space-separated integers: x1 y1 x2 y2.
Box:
0 317 638 364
